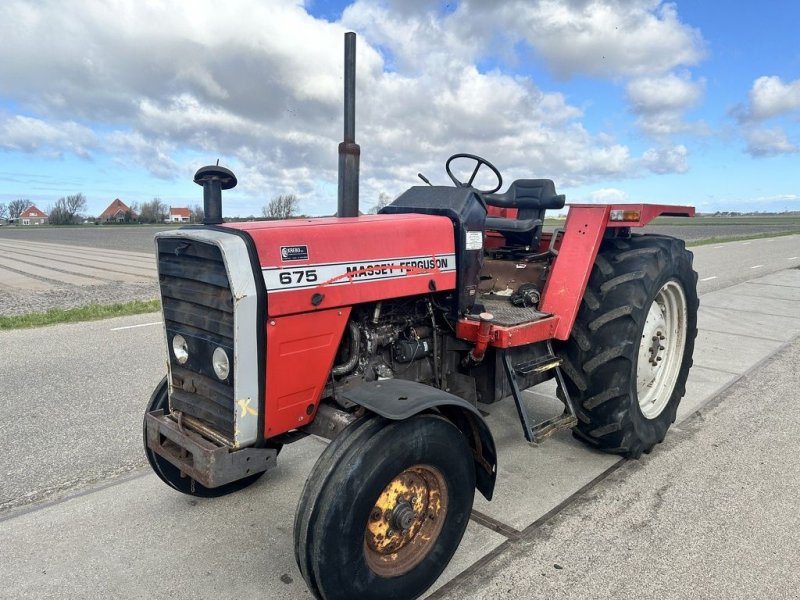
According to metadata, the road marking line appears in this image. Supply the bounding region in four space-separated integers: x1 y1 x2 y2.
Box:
700 276 718 281
110 321 162 331
750 265 764 269
789 257 799 260
712 246 725 249
742 241 751 245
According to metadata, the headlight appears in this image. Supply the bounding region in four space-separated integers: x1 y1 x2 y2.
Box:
212 347 230 380
172 334 189 364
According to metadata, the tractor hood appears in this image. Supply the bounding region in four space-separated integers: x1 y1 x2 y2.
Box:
224 214 457 317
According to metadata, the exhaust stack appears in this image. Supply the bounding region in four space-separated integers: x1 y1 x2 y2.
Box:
337 32 360 218
194 163 237 225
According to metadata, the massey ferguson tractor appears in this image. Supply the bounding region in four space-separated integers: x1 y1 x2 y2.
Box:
143 34 698 599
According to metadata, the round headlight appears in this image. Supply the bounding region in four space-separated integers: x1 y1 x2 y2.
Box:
212 347 230 380
172 334 189 364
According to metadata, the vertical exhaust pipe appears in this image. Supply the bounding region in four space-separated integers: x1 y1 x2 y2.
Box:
337 32 360 218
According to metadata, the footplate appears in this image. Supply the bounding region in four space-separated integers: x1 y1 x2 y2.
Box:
145 409 277 488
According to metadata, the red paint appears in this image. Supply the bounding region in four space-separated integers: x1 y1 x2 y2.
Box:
539 205 609 340
227 215 456 316
456 316 560 348
264 307 351 437
568 203 694 227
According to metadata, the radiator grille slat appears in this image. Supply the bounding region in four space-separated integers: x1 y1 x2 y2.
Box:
158 238 235 437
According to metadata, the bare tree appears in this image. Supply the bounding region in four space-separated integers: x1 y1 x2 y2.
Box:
8 199 30 219
0 203 7 221
190 204 204 223
368 192 392 214
48 193 87 225
139 198 169 223
262 194 299 219
126 201 140 223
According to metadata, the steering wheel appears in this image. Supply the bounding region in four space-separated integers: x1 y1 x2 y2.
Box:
445 153 502 194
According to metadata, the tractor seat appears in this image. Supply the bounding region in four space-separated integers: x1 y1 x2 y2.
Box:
483 179 565 211
483 179 565 247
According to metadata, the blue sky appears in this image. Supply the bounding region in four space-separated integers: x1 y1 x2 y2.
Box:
0 0 798 218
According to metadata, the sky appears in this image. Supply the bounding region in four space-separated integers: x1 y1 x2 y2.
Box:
0 0 799 218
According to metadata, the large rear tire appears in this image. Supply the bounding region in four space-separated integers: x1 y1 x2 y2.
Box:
143 376 266 497
556 234 698 458
294 414 475 600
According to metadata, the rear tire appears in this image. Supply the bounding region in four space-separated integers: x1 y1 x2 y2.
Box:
556 235 698 458
294 414 475 600
143 376 266 497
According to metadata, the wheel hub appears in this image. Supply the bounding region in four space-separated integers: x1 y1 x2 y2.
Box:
636 280 688 419
364 464 448 577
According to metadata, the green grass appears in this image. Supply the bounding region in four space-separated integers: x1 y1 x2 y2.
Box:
0 299 161 330
685 230 800 247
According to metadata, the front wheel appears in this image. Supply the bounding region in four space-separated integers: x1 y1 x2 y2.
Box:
556 234 699 458
294 414 476 600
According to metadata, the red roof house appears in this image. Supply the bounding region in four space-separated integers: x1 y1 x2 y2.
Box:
168 207 192 223
19 205 48 225
99 199 136 223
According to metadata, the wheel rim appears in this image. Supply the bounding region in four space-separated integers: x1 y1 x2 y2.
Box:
636 279 688 419
364 464 448 577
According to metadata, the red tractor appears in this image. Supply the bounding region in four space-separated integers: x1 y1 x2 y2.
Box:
143 34 698 600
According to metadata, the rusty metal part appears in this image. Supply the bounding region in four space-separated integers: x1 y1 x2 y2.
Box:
363 464 448 577
171 411 235 448
648 331 666 366
331 320 361 376
145 409 276 488
301 403 357 440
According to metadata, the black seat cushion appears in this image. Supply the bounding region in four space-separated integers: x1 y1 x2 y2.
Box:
484 179 565 211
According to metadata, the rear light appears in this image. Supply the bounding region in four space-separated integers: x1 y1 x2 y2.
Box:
609 209 641 222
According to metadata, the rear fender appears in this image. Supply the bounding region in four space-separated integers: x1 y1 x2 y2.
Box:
340 379 497 500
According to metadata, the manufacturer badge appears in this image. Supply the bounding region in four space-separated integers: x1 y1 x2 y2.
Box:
280 245 309 261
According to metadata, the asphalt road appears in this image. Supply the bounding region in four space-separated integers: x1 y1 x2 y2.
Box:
0 236 797 513
437 339 800 600
1 235 799 599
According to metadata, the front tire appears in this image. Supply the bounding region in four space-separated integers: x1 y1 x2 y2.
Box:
294 414 476 600
556 235 699 458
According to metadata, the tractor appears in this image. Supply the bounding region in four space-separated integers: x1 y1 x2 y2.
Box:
143 33 698 599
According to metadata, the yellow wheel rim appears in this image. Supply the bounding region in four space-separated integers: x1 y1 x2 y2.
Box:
364 464 448 577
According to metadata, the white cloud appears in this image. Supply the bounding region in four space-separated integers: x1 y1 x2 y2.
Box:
441 0 706 79
588 188 628 203
0 115 96 158
0 0 704 214
627 73 703 113
744 127 798 157
746 76 800 121
626 72 705 137
642 144 689 174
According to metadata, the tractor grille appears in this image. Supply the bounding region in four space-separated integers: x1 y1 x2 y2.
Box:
157 237 235 437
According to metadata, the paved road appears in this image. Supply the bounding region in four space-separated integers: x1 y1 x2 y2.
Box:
437 339 800 600
1 237 799 598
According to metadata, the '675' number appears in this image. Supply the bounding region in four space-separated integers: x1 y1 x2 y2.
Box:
279 269 318 285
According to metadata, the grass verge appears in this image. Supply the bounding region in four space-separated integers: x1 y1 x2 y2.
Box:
0 299 161 330
686 230 800 247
